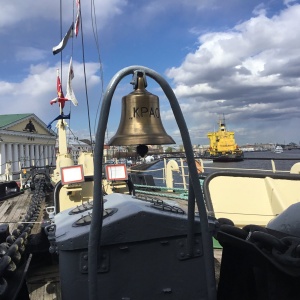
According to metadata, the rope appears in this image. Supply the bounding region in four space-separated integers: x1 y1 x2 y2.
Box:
0 221 44 224
134 184 187 193
135 189 188 200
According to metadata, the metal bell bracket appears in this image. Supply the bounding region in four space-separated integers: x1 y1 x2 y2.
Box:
130 70 148 89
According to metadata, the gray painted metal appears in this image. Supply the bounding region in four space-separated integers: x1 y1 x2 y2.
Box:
51 193 216 299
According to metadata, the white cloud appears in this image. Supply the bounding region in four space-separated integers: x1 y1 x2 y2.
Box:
1 1 300 146
15 47 48 62
163 4 300 143
174 83 219 98
0 0 128 31
0 61 100 122
167 4 300 83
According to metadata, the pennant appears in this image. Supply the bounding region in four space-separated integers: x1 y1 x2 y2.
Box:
65 58 78 106
74 0 80 37
52 23 74 55
47 113 71 129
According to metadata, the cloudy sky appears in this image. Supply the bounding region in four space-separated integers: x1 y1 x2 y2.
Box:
1 0 300 146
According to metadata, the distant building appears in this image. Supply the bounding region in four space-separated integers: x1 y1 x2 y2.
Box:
55 137 94 164
0 114 56 174
55 139 121 164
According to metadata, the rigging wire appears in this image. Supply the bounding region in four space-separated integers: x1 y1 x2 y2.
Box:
67 0 76 145
59 0 63 83
90 0 104 137
55 0 102 153
79 1 94 149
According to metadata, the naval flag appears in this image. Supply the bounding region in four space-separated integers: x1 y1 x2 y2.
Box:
47 113 71 129
50 70 69 109
52 23 74 55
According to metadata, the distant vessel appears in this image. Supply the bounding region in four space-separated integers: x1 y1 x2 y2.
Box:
205 116 244 162
274 145 283 153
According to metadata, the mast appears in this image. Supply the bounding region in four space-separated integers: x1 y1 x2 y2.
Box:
219 114 226 132
50 70 74 184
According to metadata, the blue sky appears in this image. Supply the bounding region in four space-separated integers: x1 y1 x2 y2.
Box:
1 0 300 146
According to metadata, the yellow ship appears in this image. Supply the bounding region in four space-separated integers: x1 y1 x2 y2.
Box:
206 116 244 162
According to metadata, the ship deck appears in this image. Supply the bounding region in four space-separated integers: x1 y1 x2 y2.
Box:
0 189 61 299
0 190 221 299
27 263 61 300
0 191 41 234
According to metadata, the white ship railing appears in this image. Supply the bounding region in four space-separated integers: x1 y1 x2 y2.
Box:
129 158 294 191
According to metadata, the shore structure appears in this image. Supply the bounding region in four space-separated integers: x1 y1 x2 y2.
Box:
0 114 56 177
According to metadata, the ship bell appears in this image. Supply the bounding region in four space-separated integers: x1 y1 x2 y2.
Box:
108 71 175 149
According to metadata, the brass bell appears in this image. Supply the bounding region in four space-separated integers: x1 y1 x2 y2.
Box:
108 72 175 146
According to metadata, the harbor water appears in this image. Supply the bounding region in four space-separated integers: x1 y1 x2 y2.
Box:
206 150 300 174
141 150 300 188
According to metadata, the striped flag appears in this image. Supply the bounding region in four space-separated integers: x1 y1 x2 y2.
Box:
65 58 78 106
52 23 74 55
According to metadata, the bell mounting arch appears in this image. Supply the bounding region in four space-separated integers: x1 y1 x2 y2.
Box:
89 66 217 300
